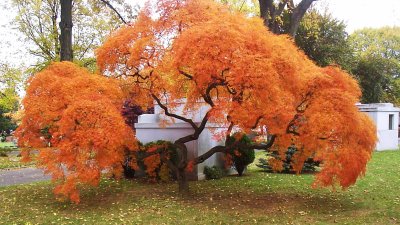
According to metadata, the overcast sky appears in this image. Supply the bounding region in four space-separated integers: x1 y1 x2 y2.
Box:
318 0 400 32
1 0 399 67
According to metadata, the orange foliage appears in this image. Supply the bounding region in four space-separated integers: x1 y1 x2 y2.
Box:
143 154 161 179
97 0 376 190
186 160 194 173
16 62 136 203
223 153 233 169
141 142 176 181
268 158 284 172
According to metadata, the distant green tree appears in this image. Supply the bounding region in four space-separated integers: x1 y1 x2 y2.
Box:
295 9 354 71
0 64 21 132
350 27 400 104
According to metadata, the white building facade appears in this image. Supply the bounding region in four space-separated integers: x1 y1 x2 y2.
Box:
357 103 400 151
135 100 226 180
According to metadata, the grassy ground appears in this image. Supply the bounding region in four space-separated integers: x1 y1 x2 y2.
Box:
0 142 16 148
0 157 31 170
0 142 35 169
0 150 399 224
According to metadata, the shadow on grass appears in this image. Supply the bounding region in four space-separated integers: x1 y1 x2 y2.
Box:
62 175 357 219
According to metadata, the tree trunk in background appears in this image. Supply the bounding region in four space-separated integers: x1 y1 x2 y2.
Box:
288 0 316 37
60 0 73 61
259 0 316 37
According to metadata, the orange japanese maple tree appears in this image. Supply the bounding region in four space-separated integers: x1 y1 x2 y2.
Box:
96 0 376 192
16 62 136 203
17 0 377 202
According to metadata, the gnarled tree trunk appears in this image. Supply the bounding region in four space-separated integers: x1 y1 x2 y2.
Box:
174 142 190 194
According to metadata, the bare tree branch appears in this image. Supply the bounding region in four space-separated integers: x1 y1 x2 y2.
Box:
99 0 127 24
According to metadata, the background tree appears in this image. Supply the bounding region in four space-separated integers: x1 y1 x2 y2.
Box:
0 64 22 133
350 27 400 104
18 0 376 202
60 0 73 61
218 0 317 37
295 8 354 71
259 0 317 36
11 0 136 70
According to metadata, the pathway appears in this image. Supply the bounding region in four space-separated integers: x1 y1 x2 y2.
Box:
0 168 50 187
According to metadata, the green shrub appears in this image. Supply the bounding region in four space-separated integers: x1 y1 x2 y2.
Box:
123 140 179 181
204 166 224 180
256 146 319 173
122 143 142 179
143 140 179 167
226 132 255 176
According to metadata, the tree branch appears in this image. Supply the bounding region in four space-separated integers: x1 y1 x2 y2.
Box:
178 70 193 79
193 134 277 166
151 93 198 130
225 121 234 144
99 0 127 24
174 110 211 145
193 145 227 165
248 134 276 150
251 116 264 129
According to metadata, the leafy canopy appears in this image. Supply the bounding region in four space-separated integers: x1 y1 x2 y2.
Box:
16 62 136 203
0 64 22 132
350 27 400 104
295 8 354 71
97 0 376 188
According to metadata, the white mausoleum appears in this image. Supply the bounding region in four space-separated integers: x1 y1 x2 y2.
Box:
357 103 400 151
135 100 225 180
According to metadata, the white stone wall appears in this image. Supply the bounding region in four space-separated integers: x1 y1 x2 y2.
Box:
135 100 227 180
357 103 400 151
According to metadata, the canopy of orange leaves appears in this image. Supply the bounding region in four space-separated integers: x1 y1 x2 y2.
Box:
16 62 136 203
97 0 376 189
97 0 376 188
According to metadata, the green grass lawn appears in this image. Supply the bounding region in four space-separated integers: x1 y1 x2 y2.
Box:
0 150 399 224
0 142 16 148
0 157 32 170
0 142 35 169
0 155 35 169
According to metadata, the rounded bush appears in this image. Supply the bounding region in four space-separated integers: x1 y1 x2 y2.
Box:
204 166 224 180
226 133 255 176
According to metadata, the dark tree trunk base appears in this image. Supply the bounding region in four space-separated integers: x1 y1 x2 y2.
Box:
177 168 189 194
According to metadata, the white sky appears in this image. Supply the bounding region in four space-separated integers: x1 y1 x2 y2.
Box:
317 0 400 33
0 0 399 67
